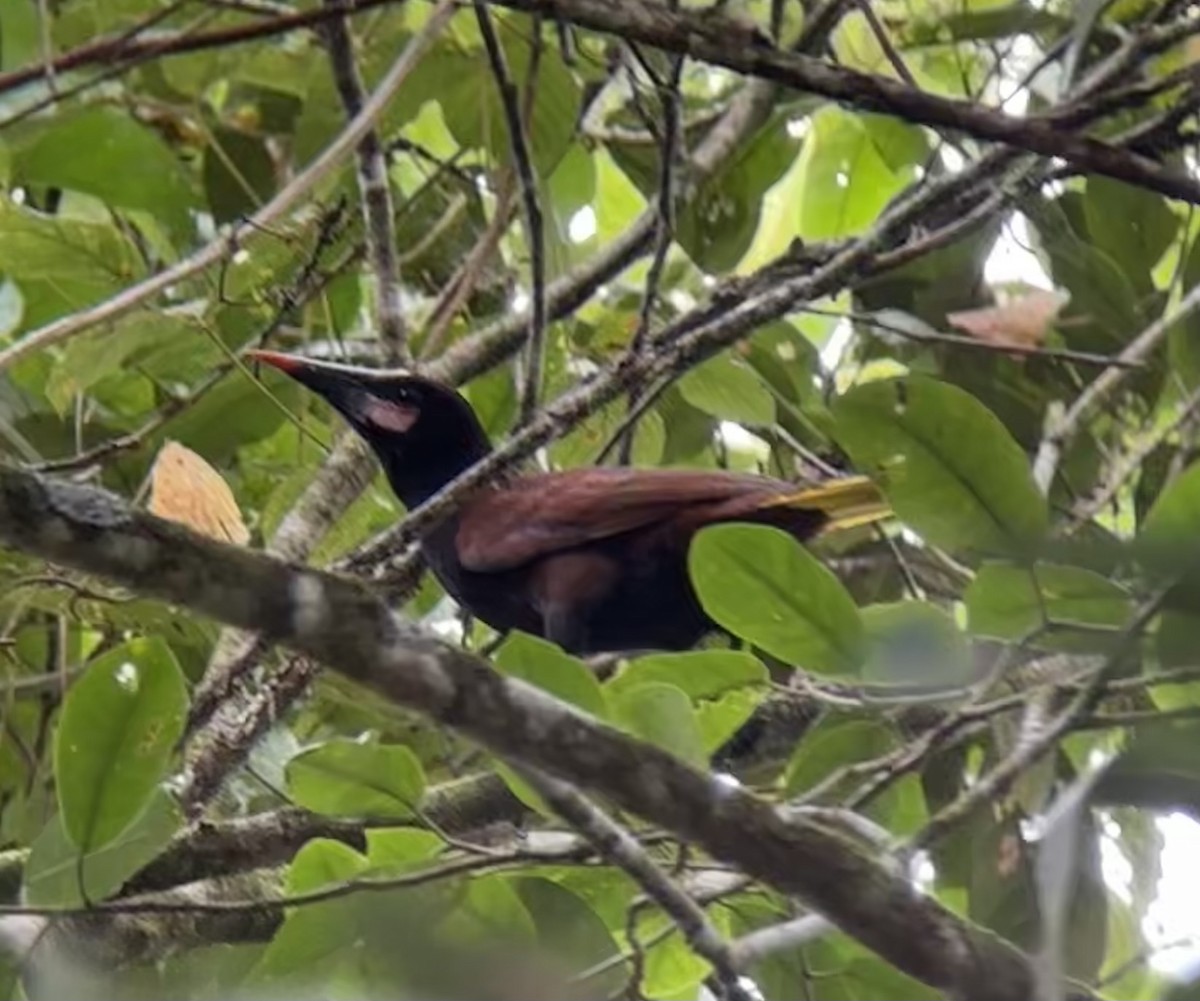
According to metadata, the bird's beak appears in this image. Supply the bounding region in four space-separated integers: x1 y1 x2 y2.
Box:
246 350 416 433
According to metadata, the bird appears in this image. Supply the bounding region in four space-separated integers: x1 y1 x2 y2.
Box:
248 350 889 655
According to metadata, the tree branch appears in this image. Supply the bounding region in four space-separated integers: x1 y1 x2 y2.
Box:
321 0 410 363
481 0 1200 203
521 767 751 1000
0 466 1056 1001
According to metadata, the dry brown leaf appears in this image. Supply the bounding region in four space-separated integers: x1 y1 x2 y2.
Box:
148 440 249 545
947 288 1070 352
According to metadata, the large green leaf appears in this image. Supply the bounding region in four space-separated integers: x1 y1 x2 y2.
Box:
366 829 444 870
24 790 182 906
784 717 894 798
13 107 197 236
796 109 925 240
1138 460 1200 575
1095 722 1200 817
45 312 195 413
0 198 144 329
609 650 767 701
697 687 767 756
611 682 706 767
862 601 972 686
286 739 426 819
690 524 866 673
1081 178 1177 295
965 562 1134 650
1172 233 1200 390
494 632 607 719
54 637 187 852
833 375 1048 553
203 127 277 224
515 878 621 995
250 839 369 987
678 351 776 427
1025 194 1143 354
676 107 802 272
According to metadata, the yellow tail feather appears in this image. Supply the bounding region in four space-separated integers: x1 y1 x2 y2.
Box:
760 475 890 534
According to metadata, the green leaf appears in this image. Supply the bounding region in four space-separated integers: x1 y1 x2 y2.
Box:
450 874 537 945
515 878 621 994
965 562 1134 651
54 637 187 852
676 107 802 272
251 839 369 987
862 602 972 687
678 351 776 426
1025 194 1142 354
13 107 197 236
155 368 304 463
287 837 368 894
1157 610 1200 673
611 682 706 766
24 790 182 906
696 687 766 757
0 198 143 328
1095 722 1200 817
1172 233 1200 390
45 312 194 413
784 717 893 798
1082 178 1177 295
493 632 607 719
796 109 924 240
690 524 865 673
286 739 426 819
365 829 444 870
203 127 277 225
609 650 768 701
833 375 1048 553
1138 460 1200 575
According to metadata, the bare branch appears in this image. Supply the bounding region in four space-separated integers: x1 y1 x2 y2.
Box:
1032 281 1200 493
473 2 548 425
484 0 1200 203
321 0 410 363
521 767 751 1000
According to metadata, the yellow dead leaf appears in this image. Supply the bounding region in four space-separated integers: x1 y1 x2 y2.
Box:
947 288 1070 352
148 440 249 545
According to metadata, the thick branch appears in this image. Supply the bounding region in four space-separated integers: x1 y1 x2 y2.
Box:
0 467 1043 1001
480 0 1200 203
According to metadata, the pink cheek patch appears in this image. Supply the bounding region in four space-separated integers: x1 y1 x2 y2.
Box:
361 397 419 433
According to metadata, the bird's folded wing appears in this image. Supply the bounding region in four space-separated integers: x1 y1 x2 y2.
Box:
456 468 784 573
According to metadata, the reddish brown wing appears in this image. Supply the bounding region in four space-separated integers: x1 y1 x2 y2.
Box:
456 468 789 573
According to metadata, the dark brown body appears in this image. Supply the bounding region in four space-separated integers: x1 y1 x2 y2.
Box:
248 351 886 655
420 469 835 653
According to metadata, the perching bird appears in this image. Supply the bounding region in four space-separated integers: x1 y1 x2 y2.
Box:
249 350 888 655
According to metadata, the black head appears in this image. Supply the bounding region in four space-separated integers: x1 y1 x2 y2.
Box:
249 350 492 507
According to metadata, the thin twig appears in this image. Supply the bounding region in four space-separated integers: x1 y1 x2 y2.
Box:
321 0 409 363
521 767 753 1001
804 307 1146 370
907 591 1170 852
619 52 683 465
474 2 547 426
1069 381 1200 527
1032 281 1200 493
